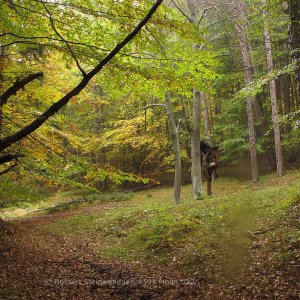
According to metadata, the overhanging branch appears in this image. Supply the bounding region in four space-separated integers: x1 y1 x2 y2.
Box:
0 0 164 153
42 2 87 77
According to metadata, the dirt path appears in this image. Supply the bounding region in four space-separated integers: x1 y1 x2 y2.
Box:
0 201 299 299
0 203 221 300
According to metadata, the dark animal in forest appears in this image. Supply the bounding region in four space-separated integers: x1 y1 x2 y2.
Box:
200 140 220 196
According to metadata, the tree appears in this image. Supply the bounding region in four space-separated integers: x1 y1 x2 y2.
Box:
229 0 259 183
286 0 300 106
262 1 284 176
202 93 211 136
0 0 164 160
191 89 202 200
165 92 181 204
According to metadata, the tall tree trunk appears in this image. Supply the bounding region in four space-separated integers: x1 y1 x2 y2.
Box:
286 0 300 106
185 1 205 199
230 0 259 183
0 48 5 133
202 93 211 135
186 0 197 21
263 3 284 176
191 90 202 200
282 42 292 128
282 74 291 133
165 91 181 204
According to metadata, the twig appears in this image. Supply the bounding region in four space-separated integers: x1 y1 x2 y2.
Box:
143 103 166 110
170 0 193 24
42 3 87 77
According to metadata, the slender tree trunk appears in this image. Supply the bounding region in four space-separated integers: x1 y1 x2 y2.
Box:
263 3 284 176
282 75 291 115
230 0 259 183
0 48 5 133
202 93 211 135
282 42 292 126
191 90 202 200
165 91 181 204
186 0 197 21
282 74 291 133
286 0 300 106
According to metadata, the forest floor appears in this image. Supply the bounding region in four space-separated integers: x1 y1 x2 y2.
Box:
0 171 299 299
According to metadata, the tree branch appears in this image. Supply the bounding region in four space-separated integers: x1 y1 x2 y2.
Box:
0 32 110 53
0 154 24 165
0 163 17 176
42 3 87 77
0 72 44 107
0 0 164 153
170 0 194 23
143 103 166 110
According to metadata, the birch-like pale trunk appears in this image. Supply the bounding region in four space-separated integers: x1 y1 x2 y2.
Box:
165 91 181 204
185 1 204 198
262 3 284 176
191 90 202 200
230 0 259 183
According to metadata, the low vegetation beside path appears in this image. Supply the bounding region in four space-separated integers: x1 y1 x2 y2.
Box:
45 171 300 286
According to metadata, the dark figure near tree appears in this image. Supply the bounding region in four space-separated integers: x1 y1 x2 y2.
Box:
200 140 220 196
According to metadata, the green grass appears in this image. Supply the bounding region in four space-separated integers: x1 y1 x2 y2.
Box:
44 170 300 275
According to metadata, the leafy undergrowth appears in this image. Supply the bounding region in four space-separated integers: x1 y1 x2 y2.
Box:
46 169 300 282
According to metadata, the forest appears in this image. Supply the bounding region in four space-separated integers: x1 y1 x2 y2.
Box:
0 0 299 299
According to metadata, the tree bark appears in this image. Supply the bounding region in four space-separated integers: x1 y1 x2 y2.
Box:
286 0 300 106
263 3 284 176
186 0 197 21
0 72 44 107
165 91 181 204
191 90 202 200
282 74 291 133
202 93 211 135
230 0 259 183
0 48 5 133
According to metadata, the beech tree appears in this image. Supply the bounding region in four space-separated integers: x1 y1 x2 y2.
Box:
165 92 182 204
1 0 299 206
191 89 202 200
0 0 164 162
286 0 300 106
262 0 284 176
229 0 259 183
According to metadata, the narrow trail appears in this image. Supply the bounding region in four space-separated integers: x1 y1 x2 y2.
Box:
0 200 299 299
221 206 259 282
0 203 220 300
